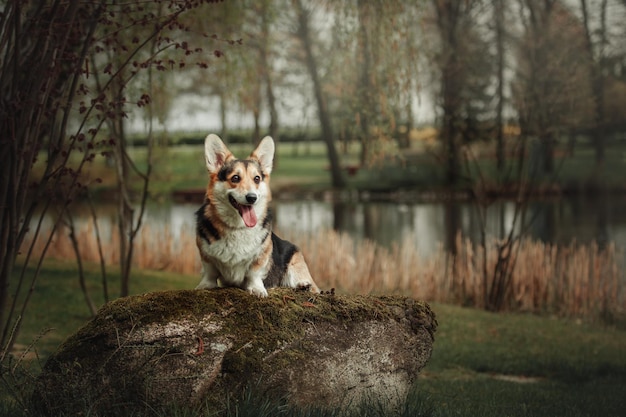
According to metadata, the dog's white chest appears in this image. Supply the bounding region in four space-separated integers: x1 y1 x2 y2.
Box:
200 227 265 284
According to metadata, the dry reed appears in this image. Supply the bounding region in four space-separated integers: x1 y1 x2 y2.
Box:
22 220 624 321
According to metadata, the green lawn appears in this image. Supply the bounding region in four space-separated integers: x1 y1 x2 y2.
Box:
91 137 626 199
3 258 625 416
104 141 336 195
420 304 626 416
33 131 626 201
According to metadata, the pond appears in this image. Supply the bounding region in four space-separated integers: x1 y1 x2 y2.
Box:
149 192 626 257
38 192 626 264
279 194 626 253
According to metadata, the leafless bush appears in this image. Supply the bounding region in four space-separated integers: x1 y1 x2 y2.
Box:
1 0 222 361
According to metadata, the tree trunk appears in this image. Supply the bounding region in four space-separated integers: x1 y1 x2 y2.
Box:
357 0 374 166
542 131 555 174
253 105 261 145
294 0 345 188
266 77 279 142
494 0 506 173
434 0 463 186
580 0 607 166
260 3 279 144
66 210 98 316
113 101 133 298
219 89 228 142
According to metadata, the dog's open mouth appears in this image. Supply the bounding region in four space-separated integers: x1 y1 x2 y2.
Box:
229 195 257 228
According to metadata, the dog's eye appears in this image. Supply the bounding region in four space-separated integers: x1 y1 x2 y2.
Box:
231 175 240 183
254 175 261 184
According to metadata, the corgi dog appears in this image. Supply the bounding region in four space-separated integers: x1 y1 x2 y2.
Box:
195 134 320 297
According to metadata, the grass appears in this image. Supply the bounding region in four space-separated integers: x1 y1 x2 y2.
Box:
2 259 626 416
69 141 336 197
420 303 626 416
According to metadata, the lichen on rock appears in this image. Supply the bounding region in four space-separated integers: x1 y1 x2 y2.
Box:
32 287 437 415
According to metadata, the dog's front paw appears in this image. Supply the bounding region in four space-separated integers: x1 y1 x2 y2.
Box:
296 282 320 293
196 281 218 290
247 286 268 297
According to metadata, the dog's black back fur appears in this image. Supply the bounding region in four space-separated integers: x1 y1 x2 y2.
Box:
265 234 299 287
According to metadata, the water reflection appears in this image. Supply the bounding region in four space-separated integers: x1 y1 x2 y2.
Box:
273 194 626 258
48 194 626 260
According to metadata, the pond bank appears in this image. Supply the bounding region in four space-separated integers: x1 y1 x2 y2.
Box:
171 181 626 204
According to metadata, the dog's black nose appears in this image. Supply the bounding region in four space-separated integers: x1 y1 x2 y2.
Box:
245 193 257 204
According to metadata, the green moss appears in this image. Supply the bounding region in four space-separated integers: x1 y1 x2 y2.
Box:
34 287 437 415
72 287 435 374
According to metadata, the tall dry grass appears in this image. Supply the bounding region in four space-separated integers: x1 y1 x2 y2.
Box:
24 221 201 275
22 220 624 321
291 230 624 320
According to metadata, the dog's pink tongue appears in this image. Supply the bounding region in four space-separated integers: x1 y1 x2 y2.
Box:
239 205 257 228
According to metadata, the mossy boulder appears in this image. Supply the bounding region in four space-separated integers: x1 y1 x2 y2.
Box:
32 288 437 415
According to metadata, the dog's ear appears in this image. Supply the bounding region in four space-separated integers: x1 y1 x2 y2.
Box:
204 134 233 173
251 136 275 175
